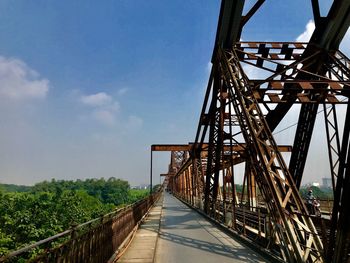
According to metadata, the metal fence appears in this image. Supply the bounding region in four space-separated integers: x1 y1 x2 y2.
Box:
0 190 162 263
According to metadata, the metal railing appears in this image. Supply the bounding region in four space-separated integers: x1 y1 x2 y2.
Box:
0 190 162 263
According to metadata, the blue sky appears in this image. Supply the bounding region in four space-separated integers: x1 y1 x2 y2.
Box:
0 0 348 186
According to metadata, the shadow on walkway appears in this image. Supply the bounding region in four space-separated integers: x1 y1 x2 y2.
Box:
158 231 264 262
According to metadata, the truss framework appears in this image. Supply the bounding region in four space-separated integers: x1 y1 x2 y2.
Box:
153 0 350 262
218 47 324 261
156 41 350 262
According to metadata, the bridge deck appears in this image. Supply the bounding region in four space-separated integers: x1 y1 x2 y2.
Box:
118 192 268 263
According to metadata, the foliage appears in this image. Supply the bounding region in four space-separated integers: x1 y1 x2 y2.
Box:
234 183 333 200
128 189 149 204
300 185 333 199
31 177 131 206
235 184 243 193
0 178 150 257
152 184 162 193
0 184 31 193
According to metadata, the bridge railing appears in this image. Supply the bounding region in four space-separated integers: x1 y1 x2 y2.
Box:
0 189 162 263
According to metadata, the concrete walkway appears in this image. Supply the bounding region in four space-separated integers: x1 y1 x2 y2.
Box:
154 192 268 263
117 196 163 263
118 192 268 263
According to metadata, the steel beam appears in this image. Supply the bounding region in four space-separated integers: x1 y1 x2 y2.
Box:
323 104 341 194
327 103 350 262
151 145 190 151
204 65 224 215
152 143 292 152
213 0 244 52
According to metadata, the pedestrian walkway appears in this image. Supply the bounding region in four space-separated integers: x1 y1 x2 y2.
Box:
117 196 163 263
117 192 268 263
154 192 267 263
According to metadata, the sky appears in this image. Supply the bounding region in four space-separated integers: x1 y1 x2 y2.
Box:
0 0 348 186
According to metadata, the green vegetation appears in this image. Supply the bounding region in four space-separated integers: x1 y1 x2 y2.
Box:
234 184 334 203
0 178 149 256
299 185 333 199
152 184 162 193
0 184 31 193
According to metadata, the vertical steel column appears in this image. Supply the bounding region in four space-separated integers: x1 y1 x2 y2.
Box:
193 154 205 209
204 64 225 215
289 103 319 188
323 103 341 193
185 167 190 203
327 102 350 262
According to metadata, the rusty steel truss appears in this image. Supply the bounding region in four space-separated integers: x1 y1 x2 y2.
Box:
152 0 350 262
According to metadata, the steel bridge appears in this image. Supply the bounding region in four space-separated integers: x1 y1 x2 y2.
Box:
151 0 350 262
1 1 350 262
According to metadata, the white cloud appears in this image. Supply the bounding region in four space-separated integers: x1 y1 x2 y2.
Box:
242 63 271 79
242 20 317 81
296 20 350 57
80 92 120 126
0 56 49 100
93 109 115 126
296 20 315 42
80 92 112 107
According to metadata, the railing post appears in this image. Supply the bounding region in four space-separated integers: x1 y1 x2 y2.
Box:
70 222 78 239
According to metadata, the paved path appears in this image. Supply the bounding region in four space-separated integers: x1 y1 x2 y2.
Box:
118 192 268 263
154 192 268 263
117 197 163 263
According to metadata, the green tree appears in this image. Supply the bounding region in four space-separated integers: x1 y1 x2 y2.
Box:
0 177 151 256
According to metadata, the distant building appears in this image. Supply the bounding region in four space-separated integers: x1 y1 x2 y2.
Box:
322 178 332 188
312 182 320 187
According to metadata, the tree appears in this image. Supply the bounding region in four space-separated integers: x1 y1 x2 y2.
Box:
0 177 150 256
